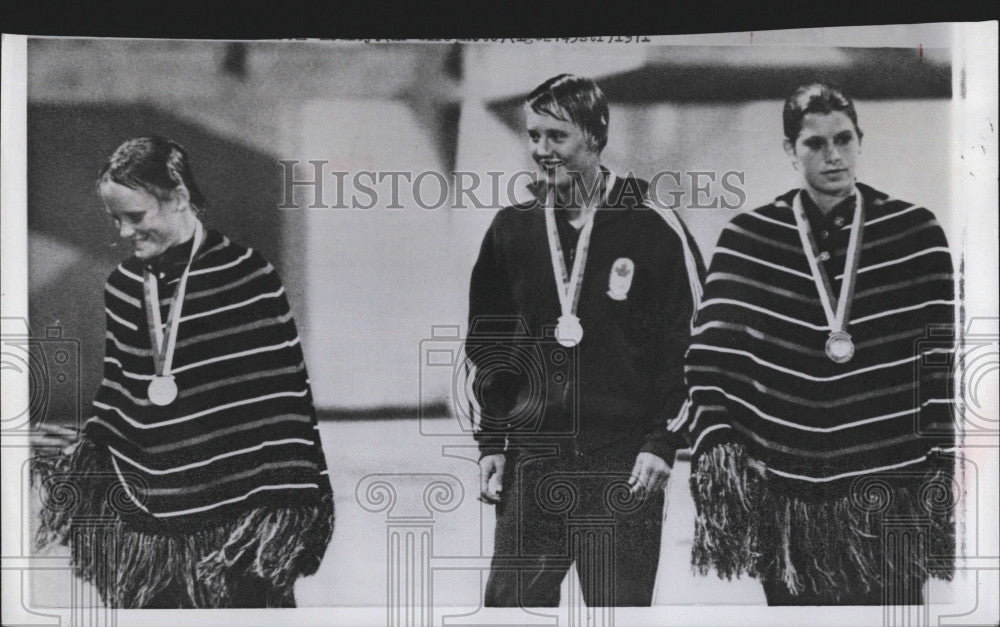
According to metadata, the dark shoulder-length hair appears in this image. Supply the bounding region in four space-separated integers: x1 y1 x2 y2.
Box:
98 136 207 215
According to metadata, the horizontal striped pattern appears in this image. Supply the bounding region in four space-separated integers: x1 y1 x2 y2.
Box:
84 229 331 521
685 183 956 483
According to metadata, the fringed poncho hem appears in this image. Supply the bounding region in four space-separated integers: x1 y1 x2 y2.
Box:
33 435 335 609
690 441 955 601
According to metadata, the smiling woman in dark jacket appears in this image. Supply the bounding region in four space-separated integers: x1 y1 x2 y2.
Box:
469 74 705 608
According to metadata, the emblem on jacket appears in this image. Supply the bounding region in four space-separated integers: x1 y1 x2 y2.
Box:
607 258 635 301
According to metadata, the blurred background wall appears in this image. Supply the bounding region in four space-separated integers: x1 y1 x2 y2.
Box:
25 39 953 421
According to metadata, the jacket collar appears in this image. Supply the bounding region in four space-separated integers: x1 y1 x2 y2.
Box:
527 167 646 226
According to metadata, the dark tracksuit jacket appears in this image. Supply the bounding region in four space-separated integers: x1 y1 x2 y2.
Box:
468 172 706 465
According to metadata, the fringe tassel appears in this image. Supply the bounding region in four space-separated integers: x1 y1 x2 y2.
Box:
198 490 335 600
778 501 801 592
690 440 763 580
33 434 336 608
691 441 956 602
33 435 112 551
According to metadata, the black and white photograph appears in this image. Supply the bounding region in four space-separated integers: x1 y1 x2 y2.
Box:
2 21 997 627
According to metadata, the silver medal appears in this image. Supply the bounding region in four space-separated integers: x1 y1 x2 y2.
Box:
148 375 178 406
143 223 203 408
555 314 584 347
793 189 865 368
544 173 618 353
825 331 855 363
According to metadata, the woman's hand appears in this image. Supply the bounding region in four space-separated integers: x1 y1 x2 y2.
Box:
478 453 506 504
629 452 671 495
62 440 79 457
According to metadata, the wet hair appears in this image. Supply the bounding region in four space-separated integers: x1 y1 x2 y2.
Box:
783 81 863 143
526 74 609 152
98 136 207 215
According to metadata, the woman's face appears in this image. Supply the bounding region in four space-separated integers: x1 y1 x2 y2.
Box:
526 107 602 195
100 181 191 259
785 110 861 200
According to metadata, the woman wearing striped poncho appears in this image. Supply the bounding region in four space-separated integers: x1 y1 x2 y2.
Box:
34 137 335 608
686 83 956 605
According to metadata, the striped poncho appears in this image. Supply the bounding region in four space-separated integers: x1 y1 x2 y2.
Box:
685 183 956 599
36 228 334 607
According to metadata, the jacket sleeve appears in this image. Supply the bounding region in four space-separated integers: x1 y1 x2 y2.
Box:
467 215 521 458
640 211 707 466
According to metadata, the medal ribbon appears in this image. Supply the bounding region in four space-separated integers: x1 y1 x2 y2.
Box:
543 171 617 321
793 187 865 335
142 222 203 378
